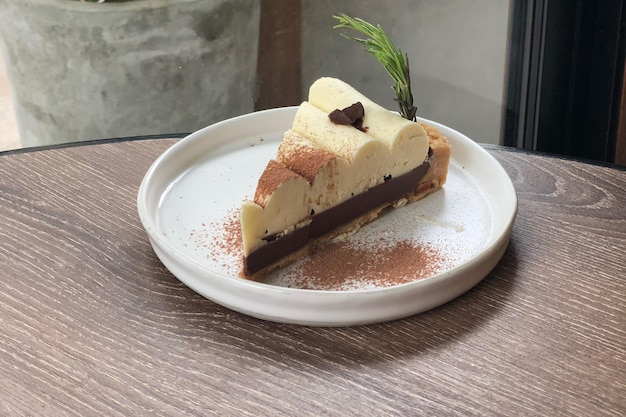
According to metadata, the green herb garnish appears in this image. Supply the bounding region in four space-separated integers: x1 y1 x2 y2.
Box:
333 14 417 121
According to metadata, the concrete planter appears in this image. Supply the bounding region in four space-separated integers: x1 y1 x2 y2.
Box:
0 0 260 147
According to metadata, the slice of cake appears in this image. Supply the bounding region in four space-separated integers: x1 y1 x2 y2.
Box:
240 77 451 279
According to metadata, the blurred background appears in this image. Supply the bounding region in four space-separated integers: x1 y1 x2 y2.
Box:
0 53 19 151
0 0 624 165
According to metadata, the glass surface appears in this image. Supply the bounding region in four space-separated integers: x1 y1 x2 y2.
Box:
0 0 510 149
301 1 510 145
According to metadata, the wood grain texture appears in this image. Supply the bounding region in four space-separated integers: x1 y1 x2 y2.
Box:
0 140 625 416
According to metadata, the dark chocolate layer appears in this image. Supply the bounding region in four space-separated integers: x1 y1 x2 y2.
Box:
243 162 431 276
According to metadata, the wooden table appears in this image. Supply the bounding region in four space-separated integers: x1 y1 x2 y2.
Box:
1 138 624 416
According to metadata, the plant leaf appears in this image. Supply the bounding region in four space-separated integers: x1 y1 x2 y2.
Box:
333 14 417 121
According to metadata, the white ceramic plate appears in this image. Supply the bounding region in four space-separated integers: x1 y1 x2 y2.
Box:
137 107 517 326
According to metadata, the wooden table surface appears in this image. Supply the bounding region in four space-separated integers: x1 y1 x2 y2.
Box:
1 138 624 416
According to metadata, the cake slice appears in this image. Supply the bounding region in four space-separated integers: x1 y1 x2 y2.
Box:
240 77 451 279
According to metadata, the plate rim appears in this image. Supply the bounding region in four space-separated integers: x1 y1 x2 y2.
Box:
137 106 518 325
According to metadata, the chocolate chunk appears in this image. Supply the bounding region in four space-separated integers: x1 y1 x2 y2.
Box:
329 109 354 125
328 102 367 132
352 118 366 132
342 102 365 121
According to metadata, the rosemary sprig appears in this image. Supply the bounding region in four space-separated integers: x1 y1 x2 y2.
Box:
333 14 417 121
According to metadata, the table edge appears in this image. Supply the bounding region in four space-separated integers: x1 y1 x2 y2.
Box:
0 133 189 157
2 134 624 171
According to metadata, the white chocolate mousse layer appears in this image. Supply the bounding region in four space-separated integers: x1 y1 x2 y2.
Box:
240 160 311 256
240 77 438 262
277 130 352 214
292 101 389 193
308 77 430 175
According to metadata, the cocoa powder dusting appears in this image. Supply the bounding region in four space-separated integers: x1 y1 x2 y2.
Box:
278 131 336 182
285 238 448 290
287 145 336 183
199 208 243 272
254 160 301 207
196 208 450 291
